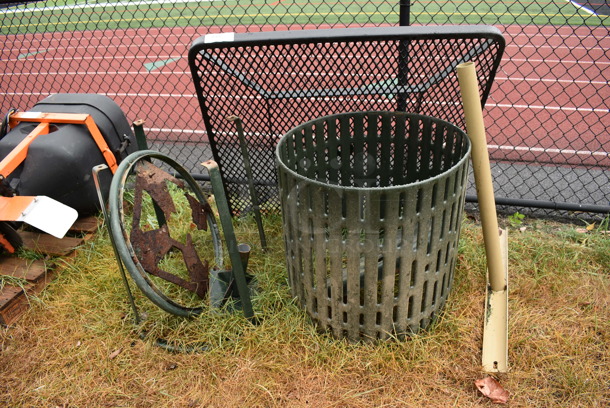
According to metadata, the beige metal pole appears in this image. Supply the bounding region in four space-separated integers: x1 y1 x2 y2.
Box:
457 62 506 292
457 61 509 372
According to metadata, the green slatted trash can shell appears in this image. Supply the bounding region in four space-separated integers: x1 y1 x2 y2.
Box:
276 111 471 342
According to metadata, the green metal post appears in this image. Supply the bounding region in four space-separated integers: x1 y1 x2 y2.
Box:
202 160 255 320
227 115 268 251
132 119 149 151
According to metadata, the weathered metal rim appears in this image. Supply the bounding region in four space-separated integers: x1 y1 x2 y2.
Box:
108 149 223 317
275 111 472 192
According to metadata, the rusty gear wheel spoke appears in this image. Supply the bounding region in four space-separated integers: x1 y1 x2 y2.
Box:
108 150 223 317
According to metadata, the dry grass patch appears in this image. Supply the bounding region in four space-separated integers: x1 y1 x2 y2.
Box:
1 213 608 407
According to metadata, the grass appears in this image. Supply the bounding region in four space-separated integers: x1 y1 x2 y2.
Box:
1 0 608 35
0 209 608 407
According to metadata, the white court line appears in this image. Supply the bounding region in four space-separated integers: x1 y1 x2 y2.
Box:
142 127 609 159
1 70 607 87
142 130 610 160
494 76 608 86
2 91 607 113
0 0 214 15
1 70 607 88
489 144 608 158
0 91 605 158
490 103 608 114
3 48 607 70
566 0 597 15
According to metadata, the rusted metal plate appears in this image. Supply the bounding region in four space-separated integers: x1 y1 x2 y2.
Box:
134 160 181 217
128 161 211 299
184 193 209 231
131 226 209 299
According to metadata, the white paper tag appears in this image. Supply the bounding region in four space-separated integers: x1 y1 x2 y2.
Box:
204 32 235 44
17 196 78 239
16 111 40 119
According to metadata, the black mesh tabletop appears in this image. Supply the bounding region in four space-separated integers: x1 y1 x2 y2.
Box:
189 26 504 214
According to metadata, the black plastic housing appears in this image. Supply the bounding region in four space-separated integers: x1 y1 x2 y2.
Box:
0 94 137 214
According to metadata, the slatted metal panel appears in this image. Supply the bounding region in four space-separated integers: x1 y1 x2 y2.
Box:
277 111 471 341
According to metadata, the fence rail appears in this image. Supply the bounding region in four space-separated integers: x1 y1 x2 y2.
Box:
1 0 608 217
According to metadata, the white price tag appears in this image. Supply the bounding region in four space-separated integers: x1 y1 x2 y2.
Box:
204 32 235 44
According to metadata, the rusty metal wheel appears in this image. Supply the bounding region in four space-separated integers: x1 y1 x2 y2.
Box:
108 150 223 316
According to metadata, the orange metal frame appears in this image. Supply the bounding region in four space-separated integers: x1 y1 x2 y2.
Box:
0 111 111 252
2 112 118 178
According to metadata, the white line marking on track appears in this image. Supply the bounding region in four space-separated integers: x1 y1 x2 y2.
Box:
133 130 610 159
1 92 604 158
146 127 206 134
3 49 606 70
489 144 608 158
2 92 607 114
0 0 215 15
139 127 610 158
0 91 195 98
502 58 609 67
494 76 608 86
0 71 606 87
0 71 187 76
490 103 609 114
504 43 607 52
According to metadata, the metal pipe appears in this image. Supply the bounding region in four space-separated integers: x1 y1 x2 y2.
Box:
132 119 149 151
238 243 251 273
92 164 141 325
458 61 509 373
458 62 506 292
227 115 268 251
467 194 610 214
397 1 411 112
202 159 255 320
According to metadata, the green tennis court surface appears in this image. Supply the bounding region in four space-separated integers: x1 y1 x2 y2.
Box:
1 0 608 35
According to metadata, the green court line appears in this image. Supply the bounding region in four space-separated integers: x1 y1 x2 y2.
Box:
17 49 47 59
144 57 181 71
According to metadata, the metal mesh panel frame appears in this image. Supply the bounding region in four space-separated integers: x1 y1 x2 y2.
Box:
276 111 471 341
188 26 504 215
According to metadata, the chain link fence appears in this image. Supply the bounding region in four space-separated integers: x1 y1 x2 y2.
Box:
1 0 608 217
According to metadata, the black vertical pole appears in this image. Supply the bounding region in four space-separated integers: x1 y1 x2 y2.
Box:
399 0 411 26
397 1 411 111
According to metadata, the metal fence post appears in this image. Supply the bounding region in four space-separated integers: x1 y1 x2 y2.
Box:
397 1 411 111
399 0 411 26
